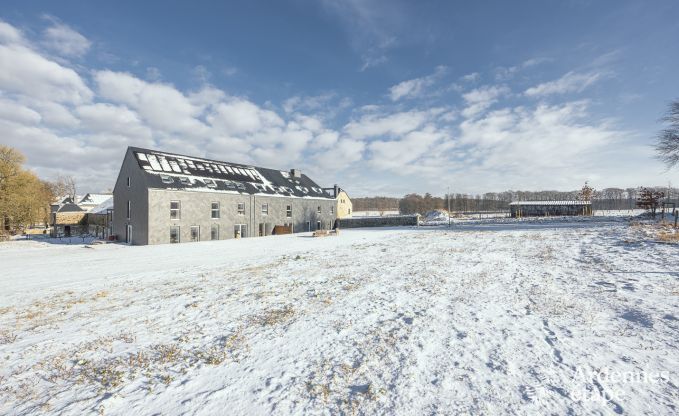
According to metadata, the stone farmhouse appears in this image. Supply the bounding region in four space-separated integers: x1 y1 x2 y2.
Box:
50 193 113 237
113 147 338 245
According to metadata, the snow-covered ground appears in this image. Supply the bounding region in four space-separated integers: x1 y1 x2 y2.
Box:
1 219 678 415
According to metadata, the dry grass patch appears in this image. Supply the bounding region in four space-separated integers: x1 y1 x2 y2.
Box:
657 229 679 243
0 329 18 344
252 305 296 326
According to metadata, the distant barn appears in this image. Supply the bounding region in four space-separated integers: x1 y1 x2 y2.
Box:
509 201 592 218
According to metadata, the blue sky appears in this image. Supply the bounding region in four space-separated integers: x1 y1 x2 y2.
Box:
1 0 678 196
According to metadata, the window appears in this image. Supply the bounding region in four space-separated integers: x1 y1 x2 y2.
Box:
179 177 190 185
317 221 321 230
126 200 131 220
261 203 269 215
331 206 334 214
170 201 181 220
211 202 220 219
170 226 180 243
190 226 200 242
317 206 321 214
127 177 131 187
211 224 219 240
234 224 247 238
286 204 292 218
204 179 217 188
348 208 351 214
237 202 245 215
161 175 173 184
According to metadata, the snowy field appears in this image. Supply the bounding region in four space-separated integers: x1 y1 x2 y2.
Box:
1 218 678 415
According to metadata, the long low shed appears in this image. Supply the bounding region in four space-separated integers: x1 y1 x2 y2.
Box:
509 201 592 217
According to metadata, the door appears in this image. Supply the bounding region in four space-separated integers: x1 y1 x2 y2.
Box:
234 224 248 238
64 225 71 237
190 226 200 242
126 224 132 244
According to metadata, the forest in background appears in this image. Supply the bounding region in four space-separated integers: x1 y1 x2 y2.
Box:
353 187 676 215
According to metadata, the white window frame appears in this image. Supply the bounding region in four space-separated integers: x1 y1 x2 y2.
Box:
317 206 321 214
261 203 269 216
211 202 220 219
286 204 292 218
170 200 181 220
237 202 245 215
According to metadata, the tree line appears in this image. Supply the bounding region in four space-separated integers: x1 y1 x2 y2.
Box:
354 187 677 216
0 145 76 236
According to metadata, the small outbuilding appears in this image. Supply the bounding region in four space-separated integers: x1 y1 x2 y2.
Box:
509 201 592 218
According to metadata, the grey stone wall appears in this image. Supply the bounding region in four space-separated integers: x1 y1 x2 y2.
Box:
147 189 336 245
337 215 419 228
113 149 149 245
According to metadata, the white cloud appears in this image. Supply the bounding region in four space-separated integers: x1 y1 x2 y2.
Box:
495 57 550 81
461 85 510 118
0 97 42 124
368 125 447 171
0 43 93 104
76 103 151 140
389 66 447 101
95 70 208 135
42 21 91 57
524 71 603 97
344 110 436 139
208 99 284 135
0 20 23 44
460 72 480 83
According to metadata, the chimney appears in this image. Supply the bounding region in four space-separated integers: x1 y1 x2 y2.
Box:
334 184 340 198
290 169 302 178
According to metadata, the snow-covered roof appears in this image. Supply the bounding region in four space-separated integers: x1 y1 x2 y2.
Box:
509 200 591 206
78 193 112 206
128 147 334 200
87 197 113 214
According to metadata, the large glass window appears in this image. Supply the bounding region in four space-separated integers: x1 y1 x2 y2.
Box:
190 226 200 242
211 202 220 219
211 224 219 240
170 201 180 220
234 224 247 238
286 204 292 218
237 202 245 215
170 226 180 243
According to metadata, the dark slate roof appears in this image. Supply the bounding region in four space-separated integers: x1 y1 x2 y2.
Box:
57 203 85 213
128 147 334 199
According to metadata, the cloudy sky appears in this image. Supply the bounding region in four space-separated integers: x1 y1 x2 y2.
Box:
1 0 678 196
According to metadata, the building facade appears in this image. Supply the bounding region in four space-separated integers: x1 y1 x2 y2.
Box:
323 185 353 220
509 201 592 218
113 147 338 245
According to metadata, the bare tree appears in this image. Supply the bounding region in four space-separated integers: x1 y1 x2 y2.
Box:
636 187 665 218
655 100 679 168
51 175 77 200
578 181 595 201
